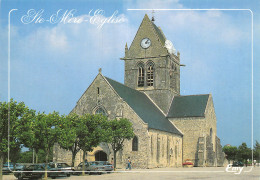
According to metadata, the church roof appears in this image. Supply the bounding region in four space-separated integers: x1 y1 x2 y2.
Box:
167 95 209 118
151 22 166 45
105 77 182 136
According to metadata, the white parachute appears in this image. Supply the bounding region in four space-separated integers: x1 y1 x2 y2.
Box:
164 40 176 55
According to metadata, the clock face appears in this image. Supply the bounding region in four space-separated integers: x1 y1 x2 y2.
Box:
141 38 151 49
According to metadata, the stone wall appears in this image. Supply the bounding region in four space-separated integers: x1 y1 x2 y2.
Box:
195 135 225 167
148 129 182 168
53 143 73 165
196 137 206 167
111 102 150 169
169 95 221 167
215 136 226 167
206 136 216 166
204 95 217 152
54 74 150 168
169 117 206 165
204 95 225 167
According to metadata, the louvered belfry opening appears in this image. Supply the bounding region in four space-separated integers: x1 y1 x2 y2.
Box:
138 63 145 87
147 63 154 86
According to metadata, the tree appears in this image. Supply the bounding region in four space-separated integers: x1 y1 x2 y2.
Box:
254 141 260 162
15 108 37 162
9 143 21 170
17 150 33 163
56 114 80 167
77 114 108 175
16 110 43 164
0 99 31 180
237 142 251 165
108 118 134 170
223 145 237 163
33 112 60 179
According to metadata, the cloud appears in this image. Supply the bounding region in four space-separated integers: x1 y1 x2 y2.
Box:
48 27 68 49
0 10 136 107
15 11 134 65
154 10 249 46
124 0 250 46
22 26 68 54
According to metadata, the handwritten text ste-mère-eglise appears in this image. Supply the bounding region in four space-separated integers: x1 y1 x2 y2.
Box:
21 9 127 29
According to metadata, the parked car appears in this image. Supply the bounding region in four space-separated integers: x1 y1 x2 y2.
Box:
75 161 108 175
14 164 45 180
48 162 73 177
3 163 24 174
232 161 244 167
86 161 106 175
3 163 14 174
182 159 194 168
41 163 69 179
15 164 24 171
98 161 113 172
74 162 89 175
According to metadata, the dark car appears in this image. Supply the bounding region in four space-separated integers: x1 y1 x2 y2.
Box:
14 164 45 180
232 161 244 167
3 163 14 174
3 163 24 174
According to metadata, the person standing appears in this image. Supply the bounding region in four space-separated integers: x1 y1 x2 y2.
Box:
111 158 114 166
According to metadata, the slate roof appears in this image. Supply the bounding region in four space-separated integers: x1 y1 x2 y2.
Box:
152 22 166 45
167 95 209 118
105 77 182 136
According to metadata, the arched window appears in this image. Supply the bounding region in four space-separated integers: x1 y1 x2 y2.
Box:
175 145 177 159
95 107 107 116
137 63 144 87
132 136 138 151
210 128 213 143
147 62 154 86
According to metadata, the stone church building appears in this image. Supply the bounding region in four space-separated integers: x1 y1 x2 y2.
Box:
53 14 225 168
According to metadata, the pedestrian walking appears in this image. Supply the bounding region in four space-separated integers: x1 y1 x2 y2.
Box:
126 157 132 170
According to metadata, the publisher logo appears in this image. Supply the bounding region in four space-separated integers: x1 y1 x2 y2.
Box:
225 164 244 174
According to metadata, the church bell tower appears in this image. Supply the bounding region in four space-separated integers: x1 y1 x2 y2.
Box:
121 14 181 114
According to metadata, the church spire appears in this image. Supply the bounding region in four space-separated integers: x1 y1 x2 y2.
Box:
123 14 180 113
142 14 151 23
125 43 128 57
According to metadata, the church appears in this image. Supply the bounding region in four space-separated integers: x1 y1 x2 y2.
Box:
53 14 225 168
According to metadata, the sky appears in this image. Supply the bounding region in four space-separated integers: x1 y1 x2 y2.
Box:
0 0 259 148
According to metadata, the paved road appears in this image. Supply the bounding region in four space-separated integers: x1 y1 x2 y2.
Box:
3 167 260 180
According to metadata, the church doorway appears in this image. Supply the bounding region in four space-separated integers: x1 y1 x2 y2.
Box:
95 151 107 161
